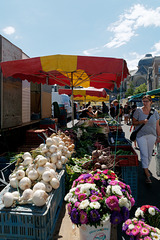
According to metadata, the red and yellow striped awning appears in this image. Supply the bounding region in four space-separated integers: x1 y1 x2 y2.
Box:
0 54 129 90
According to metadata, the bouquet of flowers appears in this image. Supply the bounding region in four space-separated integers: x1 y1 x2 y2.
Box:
122 218 160 239
135 205 160 229
64 169 135 228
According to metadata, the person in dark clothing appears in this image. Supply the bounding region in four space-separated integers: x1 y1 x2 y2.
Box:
86 101 91 108
79 106 97 118
113 99 123 122
102 101 109 114
110 103 115 118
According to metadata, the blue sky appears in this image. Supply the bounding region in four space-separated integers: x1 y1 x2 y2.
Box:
1 0 160 71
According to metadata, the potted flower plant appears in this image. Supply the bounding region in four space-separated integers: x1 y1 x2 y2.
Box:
64 169 135 240
122 205 160 239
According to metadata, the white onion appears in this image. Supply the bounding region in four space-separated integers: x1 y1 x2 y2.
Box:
16 170 25 180
10 178 19 188
33 182 46 192
23 157 33 166
57 151 62 160
50 153 58 163
21 189 33 200
32 190 48 206
37 156 47 166
61 156 67 164
50 178 60 189
59 141 65 146
19 177 31 191
39 143 45 149
28 169 39 181
50 163 56 171
9 173 16 180
45 151 52 157
37 166 46 175
23 152 32 160
56 160 62 169
41 181 53 193
46 138 53 147
66 151 71 158
42 170 54 182
41 146 48 153
49 144 57 153
44 162 53 169
2 192 14 207
12 191 20 200
57 145 63 151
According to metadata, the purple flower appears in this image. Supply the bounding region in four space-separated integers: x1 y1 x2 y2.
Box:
102 179 108 187
83 174 92 180
122 207 129 221
70 208 80 224
122 223 128 231
91 190 99 195
89 209 101 223
80 211 88 224
110 211 123 224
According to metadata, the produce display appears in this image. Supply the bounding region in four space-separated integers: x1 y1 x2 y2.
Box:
2 131 74 208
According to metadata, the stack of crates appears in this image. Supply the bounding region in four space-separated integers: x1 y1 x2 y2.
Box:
0 169 65 240
121 166 138 205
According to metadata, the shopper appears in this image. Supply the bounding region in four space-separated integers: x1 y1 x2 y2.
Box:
102 101 109 114
132 95 160 183
124 103 131 124
110 103 115 118
112 99 123 123
79 106 97 118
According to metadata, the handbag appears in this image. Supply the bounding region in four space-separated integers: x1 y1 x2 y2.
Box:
130 108 155 142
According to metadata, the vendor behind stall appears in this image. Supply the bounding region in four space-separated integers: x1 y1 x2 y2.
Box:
79 106 97 118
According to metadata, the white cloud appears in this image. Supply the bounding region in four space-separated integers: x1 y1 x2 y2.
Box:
126 52 144 71
3 26 15 35
106 4 160 49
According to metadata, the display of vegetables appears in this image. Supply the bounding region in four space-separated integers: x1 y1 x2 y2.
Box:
2 131 74 208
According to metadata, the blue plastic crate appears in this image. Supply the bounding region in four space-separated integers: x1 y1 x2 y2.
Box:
0 169 65 240
121 166 138 205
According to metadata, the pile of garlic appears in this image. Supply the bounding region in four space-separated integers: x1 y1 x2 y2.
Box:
2 131 74 208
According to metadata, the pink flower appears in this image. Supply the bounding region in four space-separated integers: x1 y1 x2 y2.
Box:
126 229 131 235
93 174 100 180
78 193 87 202
130 197 135 207
75 201 80 208
109 180 118 185
89 195 100 202
144 237 152 240
125 219 132 225
85 177 94 183
67 203 72 215
140 227 149 236
79 179 85 184
102 169 109 175
118 181 126 189
131 227 139 236
72 180 76 188
75 187 81 195
106 196 119 210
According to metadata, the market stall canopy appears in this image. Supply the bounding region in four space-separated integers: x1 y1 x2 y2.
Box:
0 54 129 90
58 87 109 102
129 88 160 102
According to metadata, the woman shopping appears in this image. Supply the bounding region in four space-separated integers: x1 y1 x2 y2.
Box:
132 95 160 184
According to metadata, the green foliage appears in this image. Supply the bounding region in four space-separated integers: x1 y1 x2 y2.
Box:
133 83 147 95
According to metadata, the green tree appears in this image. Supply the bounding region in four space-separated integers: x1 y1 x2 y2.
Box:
125 82 134 97
133 83 147 95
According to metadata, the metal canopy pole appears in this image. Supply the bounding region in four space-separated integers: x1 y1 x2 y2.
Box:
71 72 74 127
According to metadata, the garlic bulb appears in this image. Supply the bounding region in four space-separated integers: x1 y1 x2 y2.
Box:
50 163 56 171
49 169 57 178
33 182 46 192
41 145 48 153
2 192 14 207
45 151 52 157
59 141 65 146
57 151 62 160
10 178 19 188
16 170 25 180
21 189 33 200
61 156 67 164
28 169 39 181
44 162 53 169
39 143 45 149
49 145 57 153
42 170 54 182
57 145 63 151
50 178 60 189
32 190 48 206
19 177 31 191
23 152 32 159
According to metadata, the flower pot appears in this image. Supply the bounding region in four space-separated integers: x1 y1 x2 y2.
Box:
79 220 111 240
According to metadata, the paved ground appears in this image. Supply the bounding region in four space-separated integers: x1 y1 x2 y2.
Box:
52 120 160 240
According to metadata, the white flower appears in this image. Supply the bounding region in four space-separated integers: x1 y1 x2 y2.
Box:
106 185 111 195
79 199 90 209
155 228 160 235
102 213 110 223
119 197 130 208
135 207 141 218
70 195 77 203
128 224 135 230
90 201 101 209
64 192 73 202
70 187 77 193
111 185 122 196
151 232 160 240
148 207 156 216
80 186 90 196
